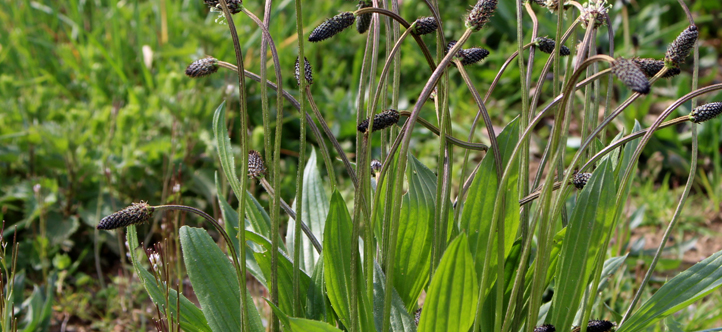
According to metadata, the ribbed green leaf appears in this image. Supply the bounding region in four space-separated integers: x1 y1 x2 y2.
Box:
323 190 375 332
126 225 212 332
548 159 616 330
180 226 266 332
214 173 267 288
306 253 328 321
394 155 435 311
212 101 243 201
267 300 343 332
417 234 478 332
373 263 417 332
245 230 312 317
459 118 520 281
287 148 329 273
618 249 722 332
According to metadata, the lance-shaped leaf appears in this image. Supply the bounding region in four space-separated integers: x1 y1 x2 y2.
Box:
394 155 436 311
287 148 329 273
323 191 375 331
418 234 478 332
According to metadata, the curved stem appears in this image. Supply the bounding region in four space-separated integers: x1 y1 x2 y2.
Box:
217 1 250 329
453 68 612 208
154 205 243 293
216 61 346 188
258 178 322 254
397 112 488 150
354 7 437 71
382 27 474 332
302 88 337 187
455 60 502 180
519 114 691 205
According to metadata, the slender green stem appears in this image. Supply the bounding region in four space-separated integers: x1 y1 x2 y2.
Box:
354 7 436 71
398 112 489 151
154 205 243 293
292 0 306 319
303 88 337 188
456 61 502 182
258 178 322 253
620 3 697 325
382 28 474 332
259 1 272 166
217 1 250 329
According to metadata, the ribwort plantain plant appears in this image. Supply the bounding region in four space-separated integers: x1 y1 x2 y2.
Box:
106 1 722 332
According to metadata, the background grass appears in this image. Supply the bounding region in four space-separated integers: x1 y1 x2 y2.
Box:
1 0 721 329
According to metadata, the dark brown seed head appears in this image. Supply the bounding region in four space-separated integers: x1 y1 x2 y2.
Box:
309 12 356 42
203 0 242 14
356 1 372 34
690 102 722 124
585 320 616 332
466 0 498 31
185 57 219 78
446 40 459 56
248 150 266 178
295 56 313 86
98 202 154 230
631 58 680 78
534 324 556 332
414 307 422 326
612 57 651 95
534 37 571 56
459 48 490 66
370 159 383 175
665 25 698 67
357 109 400 133
572 172 592 189
412 17 438 36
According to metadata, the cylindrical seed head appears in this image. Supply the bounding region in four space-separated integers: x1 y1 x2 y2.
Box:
612 57 651 95
534 37 571 56
295 56 313 86
665 25 698 67
572 172 592 190
248 150 266 178
356 1 372 34
414 308 422 326
631 58 680 78
370 159 383 175
446 40 459 56
534 325 556 332
203 0 243 14
584 320 616 332
357 109 400 133
412 17 438 36
465 0 498 32
98 202 154 230
459 48 490 66
689 102 722 123
309 12 356 42
185 57 219 78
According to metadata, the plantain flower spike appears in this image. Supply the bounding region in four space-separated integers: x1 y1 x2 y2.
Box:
98 202 154 230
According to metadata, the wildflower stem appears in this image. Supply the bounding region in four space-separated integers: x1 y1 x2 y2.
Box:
216 0 250 329
153 205 244 295
353 7 436 70
454 60 501 179
215 61 339 189
382 27 473 332
292 0 307 319
257 178 322 253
